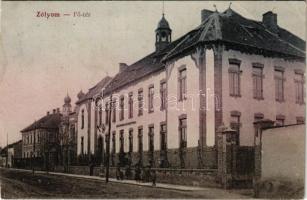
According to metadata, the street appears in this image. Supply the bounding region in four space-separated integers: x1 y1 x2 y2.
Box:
0 168 251 198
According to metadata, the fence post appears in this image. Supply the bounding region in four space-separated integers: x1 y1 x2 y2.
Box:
217 125 238 189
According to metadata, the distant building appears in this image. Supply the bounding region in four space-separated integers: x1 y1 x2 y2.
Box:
0 140 22 167
20 109 62 169
59 94 78 168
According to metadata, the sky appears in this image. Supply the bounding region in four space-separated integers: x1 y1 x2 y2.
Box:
0 1 305 147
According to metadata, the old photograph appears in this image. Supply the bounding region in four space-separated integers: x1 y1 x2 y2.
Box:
0 1 305 199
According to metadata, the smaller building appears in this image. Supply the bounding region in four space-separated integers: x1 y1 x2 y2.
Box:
21 109 62 170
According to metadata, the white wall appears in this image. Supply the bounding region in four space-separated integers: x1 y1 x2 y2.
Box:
261 124 305 184
166 55 200 149
77 103 89 155
103 70 166 153
222 49 305 146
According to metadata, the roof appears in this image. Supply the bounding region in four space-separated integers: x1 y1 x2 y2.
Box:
163 8 305 60
20 113 61 133
103 37 184 95
157 14 171 30
104 8 305 95
76 76 112 104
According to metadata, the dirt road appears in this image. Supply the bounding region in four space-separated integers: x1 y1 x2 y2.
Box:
0 168 251 199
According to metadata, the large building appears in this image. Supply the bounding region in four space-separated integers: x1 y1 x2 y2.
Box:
92 8 305 169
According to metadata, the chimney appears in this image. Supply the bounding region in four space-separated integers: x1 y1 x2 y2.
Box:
119 63 128 73
47 111 50 116
53 109 56 114
56 108 60 113
262 11 278 34
201 9 214 23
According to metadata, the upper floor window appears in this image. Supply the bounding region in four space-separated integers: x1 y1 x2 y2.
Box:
274 67 285 102
81 109 84 129
294 71 304 104
112 100 116 123
179 115 187 148
252 63 264 100
148 85 154 113
138 89 144 116
229 59 241 97
120 96 124 121
254 113 264 122
128 92 133 118
160 81 167 110
178 67 187 101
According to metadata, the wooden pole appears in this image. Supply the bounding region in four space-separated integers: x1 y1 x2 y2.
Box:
105 94 113 183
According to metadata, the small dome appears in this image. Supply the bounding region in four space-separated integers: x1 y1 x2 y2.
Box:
77 90 85 99
157 14 170 29
64 94 71 104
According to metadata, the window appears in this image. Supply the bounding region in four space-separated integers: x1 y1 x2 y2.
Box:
275 67 285 102
148 86 154 113
138 89 144 116
179 116 187 148
30 134 32 144
105 102 109 124
294 72 304 104
99 106 102 125
81 109 84 129
112 100 116 122
178 67 187 101
128 93 133 118
148 125 154 153
120 96 124 121
230 111 241 145
229 59 241 97
129 129 133 153
138 127 143 154
254 113 264 121
81 136 84 155
276 115 285 126
252 63 264 99
112 131 116 154
119 130 124 153
160 81 167 110
160 123 167 151
296 116 305 124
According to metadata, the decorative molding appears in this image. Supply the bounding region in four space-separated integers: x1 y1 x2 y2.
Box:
191 47 205 68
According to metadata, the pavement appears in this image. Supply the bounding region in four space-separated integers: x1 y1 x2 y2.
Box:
8 167 205 191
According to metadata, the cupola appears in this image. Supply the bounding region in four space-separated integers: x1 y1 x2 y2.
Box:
155 14 172 52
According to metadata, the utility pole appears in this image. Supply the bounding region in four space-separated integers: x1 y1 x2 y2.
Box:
6 133 8 168
32 120 36 175
105 94 113 183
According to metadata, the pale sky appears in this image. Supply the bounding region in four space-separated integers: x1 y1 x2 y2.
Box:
0 1 305 147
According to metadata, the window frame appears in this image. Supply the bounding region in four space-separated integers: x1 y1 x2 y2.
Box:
178 66 187 101
228 59 242 97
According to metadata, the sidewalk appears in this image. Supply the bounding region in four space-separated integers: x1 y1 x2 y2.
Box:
8 168 205 191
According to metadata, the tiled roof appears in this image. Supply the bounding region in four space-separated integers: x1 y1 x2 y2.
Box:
163 8 305 60
20 113 61 133
76 76 112 104
103 37 184 95
104 8 305 95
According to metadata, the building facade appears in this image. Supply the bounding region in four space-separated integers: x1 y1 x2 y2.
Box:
95 8 305 169
75 76 112 164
